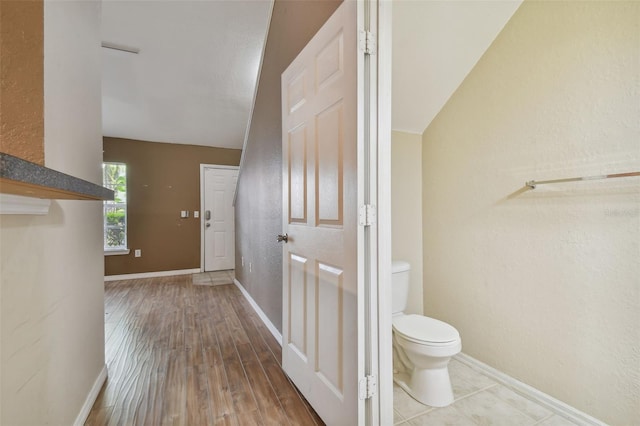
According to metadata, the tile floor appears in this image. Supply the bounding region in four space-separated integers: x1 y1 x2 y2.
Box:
192 269 235 286
194 273 580 425
394 357 579 426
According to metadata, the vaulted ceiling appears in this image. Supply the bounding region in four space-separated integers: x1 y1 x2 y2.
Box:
101 0 522 149
392 0 523 135
101 0 272 149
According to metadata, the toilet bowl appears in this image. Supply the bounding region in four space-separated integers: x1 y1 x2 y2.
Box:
392 261 461 407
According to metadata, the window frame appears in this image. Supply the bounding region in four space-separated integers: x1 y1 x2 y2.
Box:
102 162 129 255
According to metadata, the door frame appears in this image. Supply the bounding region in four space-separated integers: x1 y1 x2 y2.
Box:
364 1 392 424
199 164 239 272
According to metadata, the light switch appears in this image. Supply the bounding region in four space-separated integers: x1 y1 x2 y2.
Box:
194 211 199 218
180 210 189 218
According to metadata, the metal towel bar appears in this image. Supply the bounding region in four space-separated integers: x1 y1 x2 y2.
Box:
526 171 640 189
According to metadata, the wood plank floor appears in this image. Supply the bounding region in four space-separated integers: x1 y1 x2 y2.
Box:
86 274 324 426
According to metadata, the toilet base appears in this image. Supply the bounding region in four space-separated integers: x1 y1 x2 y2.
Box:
394 366 455 408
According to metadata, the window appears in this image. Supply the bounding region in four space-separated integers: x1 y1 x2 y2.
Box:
103 163 128 253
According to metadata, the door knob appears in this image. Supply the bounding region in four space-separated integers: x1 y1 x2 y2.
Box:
277 233 288 243
206 223 211 228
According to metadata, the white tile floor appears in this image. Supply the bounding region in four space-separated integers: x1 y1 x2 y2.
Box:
191 269 235 286
394 357 580 426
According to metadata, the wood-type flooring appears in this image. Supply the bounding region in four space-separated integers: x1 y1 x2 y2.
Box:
86 274 324 425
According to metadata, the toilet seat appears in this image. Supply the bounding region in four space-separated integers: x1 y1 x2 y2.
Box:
393 314 460 346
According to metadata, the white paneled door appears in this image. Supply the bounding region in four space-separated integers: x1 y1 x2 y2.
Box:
203 166 238 272
281 2 366 424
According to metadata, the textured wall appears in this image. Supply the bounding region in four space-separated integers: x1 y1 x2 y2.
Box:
0 0 44 164
391 131 423 315
235 0 342 332
0 1 105 423
103 137 241 276
421 1 639 424
392 0 522 134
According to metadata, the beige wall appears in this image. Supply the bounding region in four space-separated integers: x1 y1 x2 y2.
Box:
0 1 105 424
421 1 639 424
391 131 423 315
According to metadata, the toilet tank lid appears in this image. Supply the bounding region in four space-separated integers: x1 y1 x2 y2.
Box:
392 261 411 273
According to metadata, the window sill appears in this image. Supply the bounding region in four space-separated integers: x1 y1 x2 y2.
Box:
104 249 130 256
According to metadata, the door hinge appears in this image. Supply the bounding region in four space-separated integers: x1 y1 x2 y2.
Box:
359 204 376 226
359 30 377 55
358 375 377 400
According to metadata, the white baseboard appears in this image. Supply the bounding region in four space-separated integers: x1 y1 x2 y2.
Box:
455 353 607 426
104 268 201 282
233 278 282 346
73 364 107 426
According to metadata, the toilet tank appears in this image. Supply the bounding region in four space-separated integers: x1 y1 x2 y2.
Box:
392 261 411 314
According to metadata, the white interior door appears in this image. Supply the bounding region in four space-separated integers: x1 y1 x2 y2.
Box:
203 166 238 272
281 3 362 424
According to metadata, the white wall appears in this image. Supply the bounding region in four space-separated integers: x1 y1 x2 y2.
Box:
391 131 423 315
421 1 639 424
0 1 105 424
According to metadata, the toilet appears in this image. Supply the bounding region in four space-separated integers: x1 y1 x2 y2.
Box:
392 260 461 407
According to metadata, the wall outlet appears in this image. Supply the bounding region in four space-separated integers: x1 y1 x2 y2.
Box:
194 211 199 218
134 249 141 257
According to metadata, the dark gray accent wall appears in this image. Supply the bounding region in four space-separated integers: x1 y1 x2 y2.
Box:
235 0 342 333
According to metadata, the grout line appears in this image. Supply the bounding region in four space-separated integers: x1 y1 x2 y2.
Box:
452 382 500 403
486 385 557 424
455 353 602 426
394 381 501 424
533 413 558 425
396 408 434 423
393 410 405 425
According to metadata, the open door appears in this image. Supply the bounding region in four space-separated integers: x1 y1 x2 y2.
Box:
280 2 379 424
